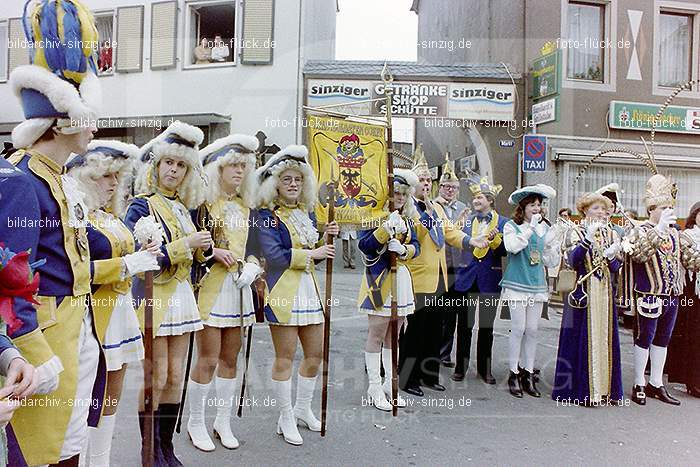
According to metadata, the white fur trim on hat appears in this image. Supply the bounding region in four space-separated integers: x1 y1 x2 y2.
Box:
254 145 317 211
201 134 259 206
11 118 54 149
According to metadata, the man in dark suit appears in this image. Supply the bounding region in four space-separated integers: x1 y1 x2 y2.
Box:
452 177 508 384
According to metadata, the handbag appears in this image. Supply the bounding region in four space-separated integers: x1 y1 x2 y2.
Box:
556 256 577 294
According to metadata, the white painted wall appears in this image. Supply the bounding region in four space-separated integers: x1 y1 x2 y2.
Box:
0 0 336 145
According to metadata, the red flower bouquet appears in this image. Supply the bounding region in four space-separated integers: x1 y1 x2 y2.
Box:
0 243 45 335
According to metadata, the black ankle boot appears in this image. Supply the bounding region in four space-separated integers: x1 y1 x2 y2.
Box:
158 404 184 467
139 410 166 466
508 371 523 398
520 370 541 397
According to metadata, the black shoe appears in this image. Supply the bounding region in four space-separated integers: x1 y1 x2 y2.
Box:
403 385 424 397
631 385 646 405
520 370 541 398
158 403 184 467
508 371 523 398
479 371 496 385
139 410 166 466
422 382 446 392
519 365 541 383
441 360 456 368
350 264 356 269
646 383 681 406
451 372 465 382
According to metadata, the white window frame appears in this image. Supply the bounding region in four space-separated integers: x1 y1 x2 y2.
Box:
183 0 238 70
560 0 617 92
93 9 117 77
0 19 8 83
653 0 700 98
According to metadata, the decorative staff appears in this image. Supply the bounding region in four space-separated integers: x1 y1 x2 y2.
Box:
380 62 400 417
321 179 336 436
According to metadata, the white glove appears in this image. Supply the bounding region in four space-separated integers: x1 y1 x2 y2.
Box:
655 208 677 234
387 238 407 257
585 221 601 241
34 357 63 395
123 251 160 276
383 211 407 235
529 213 542 229
604 241 622 260
235 262 262 288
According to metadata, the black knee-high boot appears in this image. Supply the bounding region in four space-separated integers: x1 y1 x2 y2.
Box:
139 410 166 466
158 403 184 467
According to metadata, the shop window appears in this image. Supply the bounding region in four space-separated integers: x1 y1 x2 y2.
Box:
658 12 692 88
185 0 237 68
566 1 605 82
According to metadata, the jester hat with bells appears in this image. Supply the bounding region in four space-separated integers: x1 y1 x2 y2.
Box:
254 145 318 211
10 0 101 149
135 120 206 209
66 140 139 216
200 134 259 207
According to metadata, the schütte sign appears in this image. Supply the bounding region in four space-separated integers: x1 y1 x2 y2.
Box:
307 79 516 121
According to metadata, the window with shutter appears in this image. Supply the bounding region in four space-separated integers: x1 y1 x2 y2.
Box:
116 6 144 73
7 18 28 75
241 0 275 65
0 21 8 82
151 1 178 70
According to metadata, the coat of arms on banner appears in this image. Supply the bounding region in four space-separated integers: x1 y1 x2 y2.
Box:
307 115 388 227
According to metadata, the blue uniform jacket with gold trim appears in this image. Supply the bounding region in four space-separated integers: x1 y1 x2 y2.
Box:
455 212 509 293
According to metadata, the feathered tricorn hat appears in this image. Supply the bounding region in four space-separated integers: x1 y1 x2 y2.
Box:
254 145 317 211
200 134 259 206
10 0 101 149
412 144 431 179
66 140 138 216
135 121 206 209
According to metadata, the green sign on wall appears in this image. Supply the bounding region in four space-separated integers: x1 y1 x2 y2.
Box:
531 50 560 100
609 100 700 134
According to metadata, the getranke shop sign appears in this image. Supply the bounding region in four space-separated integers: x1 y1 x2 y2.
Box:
307 79 516 121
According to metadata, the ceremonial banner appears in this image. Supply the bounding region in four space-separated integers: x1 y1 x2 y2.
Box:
307 115 388 227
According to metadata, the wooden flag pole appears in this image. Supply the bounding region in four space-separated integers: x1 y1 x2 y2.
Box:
143 270 154 467
381 64 399 417
320 181 336 437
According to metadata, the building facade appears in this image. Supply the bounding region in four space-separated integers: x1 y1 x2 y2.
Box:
412 0 700 216
0 0 337 148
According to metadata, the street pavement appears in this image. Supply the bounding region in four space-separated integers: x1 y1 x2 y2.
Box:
110 259 700 466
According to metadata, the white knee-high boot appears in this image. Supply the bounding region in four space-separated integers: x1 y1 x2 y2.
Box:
213 376 239 449
88 414 115 466
634 345 650 387
381 348 406 408
293 374 322 431
649 344 668 388
187 379 215 452
272 378 302 445
364 352 391 412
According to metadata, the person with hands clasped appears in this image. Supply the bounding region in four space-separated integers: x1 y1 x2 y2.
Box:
500 185 561 398
358 169 421 411
254 146 338 446
186 134 262 452
125 121 210 466
625 175 700 406
67 140 161 466
552 193 624 406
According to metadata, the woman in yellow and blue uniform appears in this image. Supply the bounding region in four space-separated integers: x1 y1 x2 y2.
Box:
125 121 210 466
254 146 338 446
186 134 262 452
67 140 161 466
357 168 420 411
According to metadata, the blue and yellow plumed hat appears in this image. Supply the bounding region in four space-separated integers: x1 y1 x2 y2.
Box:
9 0 101 148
